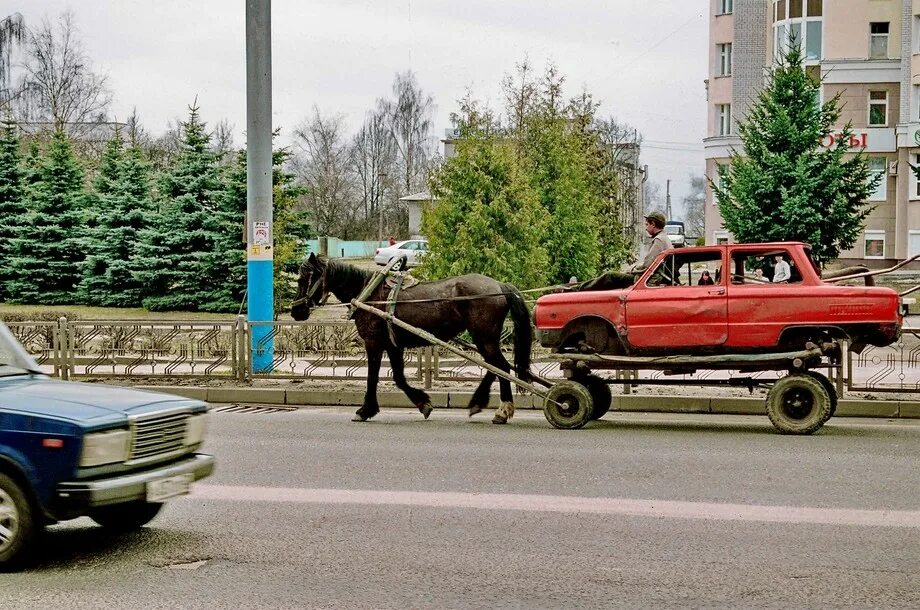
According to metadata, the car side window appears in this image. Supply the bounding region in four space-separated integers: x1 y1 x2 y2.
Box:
731 250 800 285
403 242 417 251
645 251 722 288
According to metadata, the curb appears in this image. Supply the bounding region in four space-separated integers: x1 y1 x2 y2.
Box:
139 386 920 419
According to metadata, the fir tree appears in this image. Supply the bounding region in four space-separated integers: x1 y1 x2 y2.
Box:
0 117 24 299
714 42 877 263
133 103 230 311
79 130 155 306
5 129 89 304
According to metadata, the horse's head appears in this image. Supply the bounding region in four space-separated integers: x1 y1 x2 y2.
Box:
291 253 329 321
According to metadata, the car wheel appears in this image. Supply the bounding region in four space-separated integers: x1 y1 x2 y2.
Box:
89 501 164 532
801 370 838 419
765 374 831 435
573 373 612 420
0 472 36 571
543 381 594 430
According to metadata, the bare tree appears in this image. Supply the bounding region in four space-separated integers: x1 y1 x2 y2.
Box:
350 108 395 224
0 13 23 105
379 71 434 197
682 174 707 240
210 118 236 166
292 107 358 238
16 11 112 135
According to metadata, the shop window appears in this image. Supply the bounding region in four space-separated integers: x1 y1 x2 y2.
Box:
868 91 887 126
864 231 885 259
870 22 889 59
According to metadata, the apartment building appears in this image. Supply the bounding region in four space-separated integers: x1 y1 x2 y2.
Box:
705 0 920 263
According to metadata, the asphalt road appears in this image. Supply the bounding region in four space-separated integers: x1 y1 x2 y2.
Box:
3 408 919 609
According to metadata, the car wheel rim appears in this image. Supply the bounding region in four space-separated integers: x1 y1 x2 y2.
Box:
0 488 20 552
781 388 815 420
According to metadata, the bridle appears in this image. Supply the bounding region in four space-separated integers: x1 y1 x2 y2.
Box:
291 262 330 311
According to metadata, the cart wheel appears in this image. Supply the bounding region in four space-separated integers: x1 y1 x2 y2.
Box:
801 370 838 419
765 374 831 435
574 374 612 420
543 381 594 429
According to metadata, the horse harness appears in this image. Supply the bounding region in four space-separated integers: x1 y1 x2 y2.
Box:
384 272 418 347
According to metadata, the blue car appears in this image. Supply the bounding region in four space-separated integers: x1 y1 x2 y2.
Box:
0 322 215 570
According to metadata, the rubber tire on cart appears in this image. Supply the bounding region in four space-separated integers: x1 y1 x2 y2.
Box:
801 370 838 419
573 373 612 420
543 381 594 430
0 472 36 571
89 501 164 532
765 373 831 435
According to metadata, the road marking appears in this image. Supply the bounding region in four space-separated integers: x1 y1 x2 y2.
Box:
191 485 920 529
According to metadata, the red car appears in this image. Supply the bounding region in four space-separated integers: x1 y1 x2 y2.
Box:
534 242 902 356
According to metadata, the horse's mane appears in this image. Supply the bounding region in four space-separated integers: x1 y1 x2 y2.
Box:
315 255 374 290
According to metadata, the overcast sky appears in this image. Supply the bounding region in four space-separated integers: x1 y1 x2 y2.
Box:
11 0 707 213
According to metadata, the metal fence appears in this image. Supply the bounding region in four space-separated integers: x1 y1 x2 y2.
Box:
7 317 920 395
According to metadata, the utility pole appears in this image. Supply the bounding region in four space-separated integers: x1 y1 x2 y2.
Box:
246 0 273 373
665 179 672 220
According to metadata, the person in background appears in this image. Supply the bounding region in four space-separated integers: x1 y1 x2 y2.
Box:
573 210 673 291
389 236 396 246
698 269 715 285
772 253 791 283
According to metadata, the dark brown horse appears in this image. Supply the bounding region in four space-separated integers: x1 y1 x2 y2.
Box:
291 254 532 424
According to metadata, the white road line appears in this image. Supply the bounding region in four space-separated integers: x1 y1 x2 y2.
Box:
191 485 920 529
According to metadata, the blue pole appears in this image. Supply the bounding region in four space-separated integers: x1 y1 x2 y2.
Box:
246 0 273 373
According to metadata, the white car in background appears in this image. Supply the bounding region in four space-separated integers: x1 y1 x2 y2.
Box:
374 239 429 268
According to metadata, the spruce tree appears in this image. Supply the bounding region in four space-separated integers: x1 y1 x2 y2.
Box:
5 130 89 304
714 43 877 263
79 130 155 306
133 104 228 311
0 117 24 300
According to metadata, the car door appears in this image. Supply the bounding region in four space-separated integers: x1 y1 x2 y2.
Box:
625 249 728 349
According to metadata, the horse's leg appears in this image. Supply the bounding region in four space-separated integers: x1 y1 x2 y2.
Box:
386 346 433 419
353 346 383 422
472 338 516 424
468 371 496 417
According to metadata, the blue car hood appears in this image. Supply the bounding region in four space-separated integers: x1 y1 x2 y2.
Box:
0 377 201 424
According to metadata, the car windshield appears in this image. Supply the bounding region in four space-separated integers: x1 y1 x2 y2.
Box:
0 322 43 376
665 226 683 235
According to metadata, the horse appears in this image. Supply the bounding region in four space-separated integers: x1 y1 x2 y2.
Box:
290 253 532 424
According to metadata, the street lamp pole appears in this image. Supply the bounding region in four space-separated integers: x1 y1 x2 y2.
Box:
245 0 274 373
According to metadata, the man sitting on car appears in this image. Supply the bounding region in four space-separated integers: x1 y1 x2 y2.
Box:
570 210 673 291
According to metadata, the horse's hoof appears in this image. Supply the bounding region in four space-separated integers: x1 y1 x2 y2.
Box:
492 415 508 424
468 405 483 417
419 402 433 419
351 415 368 422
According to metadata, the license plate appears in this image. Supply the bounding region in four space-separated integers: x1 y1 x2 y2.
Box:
146 473 193 502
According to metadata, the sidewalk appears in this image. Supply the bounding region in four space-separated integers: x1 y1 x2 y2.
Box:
137 384 920 419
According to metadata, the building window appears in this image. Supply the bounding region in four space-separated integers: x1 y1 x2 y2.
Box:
868 157 887 201
909 231 920 258
864 230 885 259
870 22 889 59
718 0 733 15
718 104 732 136
714 231 731 245
913 154 920 199
717 43 732 76
868 91 888 126
805 21 822 59
915 16 920 54
773 0 822 61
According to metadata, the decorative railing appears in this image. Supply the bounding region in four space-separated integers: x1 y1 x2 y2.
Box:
5 317 919 395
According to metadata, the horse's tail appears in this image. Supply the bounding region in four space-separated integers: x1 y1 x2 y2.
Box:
501 283 532 383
